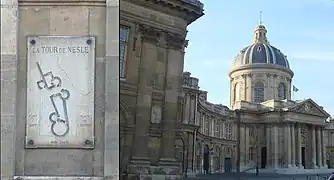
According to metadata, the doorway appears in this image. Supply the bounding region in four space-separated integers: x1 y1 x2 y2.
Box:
261 147 267 168
301 147 306 168
203 145 210 174
224 157 232 172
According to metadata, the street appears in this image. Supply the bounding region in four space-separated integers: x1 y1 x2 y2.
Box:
186 173 331 180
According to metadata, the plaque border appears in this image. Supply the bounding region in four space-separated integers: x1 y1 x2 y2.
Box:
25 36 96 149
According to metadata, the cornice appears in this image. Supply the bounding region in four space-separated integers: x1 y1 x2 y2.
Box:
122 0 204 25
120 11 185 36
198 101 236 120
196 132 238 143
18 0 106 6
229 64 294 78
136 24 187 50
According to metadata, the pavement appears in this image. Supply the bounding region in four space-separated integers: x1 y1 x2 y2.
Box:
185 172 331 180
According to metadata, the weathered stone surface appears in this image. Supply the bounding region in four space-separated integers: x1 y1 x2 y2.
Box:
1 0 18 179
14 177 104 180
26 36 95 148
1 0 119 178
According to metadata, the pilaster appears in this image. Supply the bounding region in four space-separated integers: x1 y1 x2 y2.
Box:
272 124 279 168
104 0 119 178
246 74 252 102
321 128 328 168
266 124 272 168
129 28 156 169
245 125 250 167
157 32 186 180
1 0 18 178
239 124 246 168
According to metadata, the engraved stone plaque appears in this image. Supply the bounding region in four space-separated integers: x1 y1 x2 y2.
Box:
26 36 95 148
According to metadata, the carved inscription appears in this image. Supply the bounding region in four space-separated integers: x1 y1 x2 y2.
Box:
31 46 90 54
26 36 95 148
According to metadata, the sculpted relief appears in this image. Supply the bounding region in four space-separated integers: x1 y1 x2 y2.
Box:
292 100 327 117
138 24 187 50
36 62 70 137
151 105 162 124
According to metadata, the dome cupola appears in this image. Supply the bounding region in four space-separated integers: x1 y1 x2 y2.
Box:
229 23 294 108
232 24 290 70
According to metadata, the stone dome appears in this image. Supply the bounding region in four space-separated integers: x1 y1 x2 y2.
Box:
232 24 290 69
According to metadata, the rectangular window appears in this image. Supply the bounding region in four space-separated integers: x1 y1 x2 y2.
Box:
225 123 232 140
120 26 130 78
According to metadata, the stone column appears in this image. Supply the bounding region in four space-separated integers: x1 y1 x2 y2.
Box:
1 0 18 178
186 132 195 176
159 33 186 169
285 123 292 167
316 126 322 168
266 124 272 168
130 33 155 165
321 128 328 168
272 124 279 168
296 123 303 168
245 125 250 167
291 123 296 167
239 124 246 169
105 1 120 177
311 125 317 168
183 94 190 123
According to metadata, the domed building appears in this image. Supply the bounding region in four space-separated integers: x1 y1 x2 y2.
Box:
228 24 330 171
179 24 334 176
230 24 293 107
119 3 334 177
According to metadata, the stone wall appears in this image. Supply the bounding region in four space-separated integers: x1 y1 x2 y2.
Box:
1 0 119 179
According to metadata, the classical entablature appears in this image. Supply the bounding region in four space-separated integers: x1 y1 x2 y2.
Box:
122 0 204 25
197 90 236 118
235 98 330 125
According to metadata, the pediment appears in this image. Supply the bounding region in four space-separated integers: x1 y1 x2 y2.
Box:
287 99 330 118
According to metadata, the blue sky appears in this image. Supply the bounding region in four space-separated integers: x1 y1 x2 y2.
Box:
184 0 334 117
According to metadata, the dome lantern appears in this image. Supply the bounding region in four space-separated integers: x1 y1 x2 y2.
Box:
253 25 268 44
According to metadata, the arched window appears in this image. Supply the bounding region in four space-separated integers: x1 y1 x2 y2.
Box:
234 83 241 102
253 82 265 103
278 83 286 100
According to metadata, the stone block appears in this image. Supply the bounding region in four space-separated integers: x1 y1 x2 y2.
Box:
49 7 89 35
